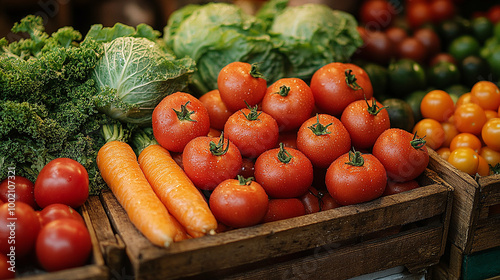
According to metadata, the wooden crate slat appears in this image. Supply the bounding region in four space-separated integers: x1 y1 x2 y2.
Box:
470 216 500 253
478 174 500 207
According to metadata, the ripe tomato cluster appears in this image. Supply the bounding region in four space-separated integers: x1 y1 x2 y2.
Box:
0 158 92 278
152 61 430 231
415 81 500 176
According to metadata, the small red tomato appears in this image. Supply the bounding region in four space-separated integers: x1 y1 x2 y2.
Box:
34 158 89 209
152 92 210 153
262 198 306 223
429 0 456 24
0 202 41 258
296 114 351 168
238 157 256 179
36 219 92 272
199 89 233 131
217 62 267 112
487 5 500 24
39 203 85 227
406 2 433 30
385 26 408 46
254 143 314 198
224 105 279 159
326 150 387 206
356 27 394 65
0 176 37 209
372 128 429 182
413 28 441 61
300 187 340 214
310 62 373 117
182 134 242 191
262 78 315 132
359 0 397 30
209 176 269 228
341 98 390 149
397 37 428 64
383 179 421 196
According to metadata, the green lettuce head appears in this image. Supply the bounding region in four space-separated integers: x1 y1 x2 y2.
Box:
267 3 363 80
164 3 286 95
91 36 195 125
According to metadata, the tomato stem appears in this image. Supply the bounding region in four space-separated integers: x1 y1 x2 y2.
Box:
345 148 364 167
276 85 290 97
237 175 254 186
308 114 332 136
250 63 265 79
308 189 326 211
209 132 230 156
277 142 293 164
173 101 197 122
490 163 500 175
241 101 262 121
365 96 387 116
345 69 363 91
410 132 427 150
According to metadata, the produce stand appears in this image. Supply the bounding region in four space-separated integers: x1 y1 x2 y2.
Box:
87 169 452 280
427 149 500 280
15 200 110 280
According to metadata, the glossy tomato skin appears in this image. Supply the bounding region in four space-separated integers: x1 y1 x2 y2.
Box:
300 187 340 214
39 203 85 227
152 92 210 153
340 98 390 149
0 253 15 279
412 118 446 150
254 145 314 198
182 136 242 191
36 219 92 272
356 27 394 65
209 178 269 228
296 114 351 168
310 62 373 117
470 81 500 111
217 62 267 112
420 90 455 122
224 108 279 159
482 118 500 151
397 37 428 65
199 89 233 131
383 179 420 196
0 202 41 258
453 103 487 135
447 147 479 175
359 0 396 30
0 176 37 209
372 128 429 182
34 158 89 209
262 78 315 132
326 152 387 206
262 198 306 223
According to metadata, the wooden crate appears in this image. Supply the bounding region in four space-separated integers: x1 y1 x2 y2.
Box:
427 148 500 255
90 168 452 280
15 198 110 280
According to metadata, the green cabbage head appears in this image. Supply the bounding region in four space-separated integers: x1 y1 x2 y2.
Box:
92 36 195 125
164 3 286 95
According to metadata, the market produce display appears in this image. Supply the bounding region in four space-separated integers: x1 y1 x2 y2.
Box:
1 0 500 277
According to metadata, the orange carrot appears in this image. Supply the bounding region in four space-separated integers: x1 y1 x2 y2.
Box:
97 140 188 247
138 144 218 238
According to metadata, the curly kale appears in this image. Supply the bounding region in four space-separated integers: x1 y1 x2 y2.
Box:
0 16 111 194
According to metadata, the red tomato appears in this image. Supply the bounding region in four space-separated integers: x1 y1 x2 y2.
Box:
182 134 242 191
277 130 298 149
310 62 373 117
487 5 500 24
0 202 41 258
383 179 420 196
413 28 441 61
300 187 340 214
372 128 429 182
223 106 279 159
217 62 267 112
254 143 314 198
296 114 351 168
152 92 210 153
262 78 315 132
36 219 92 272
326 150 387 206
0 176 37 209
357 27 394 65
39 204 85 227
199 89 233 131
406 2 433 30
209 176 269 228
385 26 408 46
429 53 458 67
238 157 256 179
429 0 456 23
359 0 397 30
0 253 15 279
262 198 306 223
34 158 89 209
341 98 390 149
396 37 428 64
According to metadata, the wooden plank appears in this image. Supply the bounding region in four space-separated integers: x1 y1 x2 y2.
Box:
470 216 500 253
100 174 450 280
478 174 500 207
